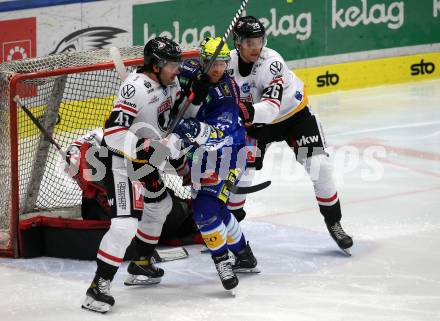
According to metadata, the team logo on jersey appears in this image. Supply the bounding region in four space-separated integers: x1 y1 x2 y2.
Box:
227 68 234 76
221 83 231 97
218 112 233 124
121 84 135 99
296 135 319 147
241 82 250 94
144 81 151 89
132 181 145 211
149 96 159 104
119 99 136 108
157 97 172 131
269 61 283 75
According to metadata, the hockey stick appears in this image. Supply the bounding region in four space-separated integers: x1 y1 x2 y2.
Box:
226 179 271 194
14 95 64 156
109 46 128 81
152 247 189 263
165 0 250 137
13 95 190 262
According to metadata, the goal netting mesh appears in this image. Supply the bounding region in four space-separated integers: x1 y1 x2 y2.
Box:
0 46 196 256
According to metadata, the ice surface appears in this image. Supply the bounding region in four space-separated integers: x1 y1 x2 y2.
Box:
1 79 439 321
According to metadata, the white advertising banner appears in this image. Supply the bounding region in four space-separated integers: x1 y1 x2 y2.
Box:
0 0 136 63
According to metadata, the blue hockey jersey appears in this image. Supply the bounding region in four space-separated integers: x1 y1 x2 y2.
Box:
178 59 246 194
179 58 245 151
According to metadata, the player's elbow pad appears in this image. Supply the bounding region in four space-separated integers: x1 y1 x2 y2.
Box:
252 101 279 123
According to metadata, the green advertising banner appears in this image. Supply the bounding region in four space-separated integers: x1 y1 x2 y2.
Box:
133 0 440 61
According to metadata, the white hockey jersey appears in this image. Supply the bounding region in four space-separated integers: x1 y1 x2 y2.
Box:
229 47 309 124
103 71 181 160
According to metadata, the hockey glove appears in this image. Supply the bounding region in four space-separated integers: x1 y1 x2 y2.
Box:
65 143 109 210
174 118 211 146
239 101 255 127
191 73 211 105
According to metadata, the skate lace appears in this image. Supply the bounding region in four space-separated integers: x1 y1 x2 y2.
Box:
330 222 347 239
217 260 234 280
97 278 111 295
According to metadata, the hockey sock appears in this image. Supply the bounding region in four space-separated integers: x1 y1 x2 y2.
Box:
320 199 342 225
132 236 156 259
303 154 342 223
193 194 228 255
222 209 246 253
96 259 119 281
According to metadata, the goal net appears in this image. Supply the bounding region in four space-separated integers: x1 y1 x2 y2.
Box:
0 46 197 257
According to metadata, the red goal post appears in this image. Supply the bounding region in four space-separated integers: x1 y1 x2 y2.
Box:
0 46 198 257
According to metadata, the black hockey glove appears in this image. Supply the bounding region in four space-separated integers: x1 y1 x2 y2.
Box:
191 73 211 105
246 123 268 141
239 101 255 127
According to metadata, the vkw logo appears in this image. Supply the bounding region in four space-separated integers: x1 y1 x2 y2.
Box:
121 84 136 99
317 71 340 87
411 59 435 76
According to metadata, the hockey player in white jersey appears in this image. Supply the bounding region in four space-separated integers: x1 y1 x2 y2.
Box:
227 16 353 254
80 37 188 313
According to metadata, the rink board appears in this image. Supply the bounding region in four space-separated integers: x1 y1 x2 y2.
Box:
295 51 440 95
16 51 440 138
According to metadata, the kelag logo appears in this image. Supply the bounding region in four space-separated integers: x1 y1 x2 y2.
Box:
317 71 340 87
410 59 435 76
0 17 36 63
132 1 312 56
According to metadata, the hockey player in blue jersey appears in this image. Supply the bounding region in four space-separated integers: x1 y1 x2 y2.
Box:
173 37 258 290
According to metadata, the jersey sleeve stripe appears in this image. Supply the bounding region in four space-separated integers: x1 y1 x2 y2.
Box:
104 127 128 136
261 98 281 109
114 104 138 115
227 199 246 207
271 88 309 124
230 78 240 105
270 78 284 85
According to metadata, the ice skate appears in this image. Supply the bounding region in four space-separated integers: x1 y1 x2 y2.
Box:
212 251 239 290
81 276 115 313
232 242 260 273
326 221 353 256
124 257 164 286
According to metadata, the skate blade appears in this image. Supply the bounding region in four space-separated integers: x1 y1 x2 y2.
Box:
200 245 210 253
340 247 352 257
81 297 111 313
233 267 261 273
124 275 162 286
228 289 236 297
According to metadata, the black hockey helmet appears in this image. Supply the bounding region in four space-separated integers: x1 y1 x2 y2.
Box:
143 36 182 70
233 16 266 42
